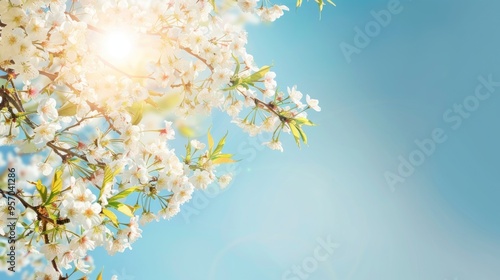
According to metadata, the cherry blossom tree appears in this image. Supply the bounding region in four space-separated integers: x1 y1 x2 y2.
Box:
0 0 329 279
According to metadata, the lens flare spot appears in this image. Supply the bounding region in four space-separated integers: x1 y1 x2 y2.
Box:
101 30 135 60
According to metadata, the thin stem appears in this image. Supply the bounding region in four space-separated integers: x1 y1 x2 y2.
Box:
182 47 214 72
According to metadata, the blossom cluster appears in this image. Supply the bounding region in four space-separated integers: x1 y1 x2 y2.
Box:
0 0 322 279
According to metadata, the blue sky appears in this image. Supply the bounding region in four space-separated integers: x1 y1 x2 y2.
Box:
95 1 500 279
5 0 500 279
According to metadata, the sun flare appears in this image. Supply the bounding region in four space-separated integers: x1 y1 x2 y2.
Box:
101 30 135 61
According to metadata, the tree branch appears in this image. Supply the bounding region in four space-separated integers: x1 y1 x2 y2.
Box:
182 47 214 72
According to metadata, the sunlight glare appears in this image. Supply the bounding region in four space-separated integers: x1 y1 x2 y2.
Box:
102 30 135 61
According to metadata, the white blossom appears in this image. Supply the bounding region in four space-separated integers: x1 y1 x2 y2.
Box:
37 98 59 122
0 0 322 276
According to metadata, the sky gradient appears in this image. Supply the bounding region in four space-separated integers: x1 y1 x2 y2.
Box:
96 1 500 279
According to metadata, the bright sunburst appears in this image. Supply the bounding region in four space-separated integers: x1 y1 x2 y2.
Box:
101 29 135 61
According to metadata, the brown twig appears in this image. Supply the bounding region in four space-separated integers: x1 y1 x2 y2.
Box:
239 89 283 118
0 86 38 129
39 70 58 81
10 191 64 226
182 47 214 72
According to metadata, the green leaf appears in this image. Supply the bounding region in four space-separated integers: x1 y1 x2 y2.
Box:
214 153 233 159
46 169 63 204
116 204 135 217
145 91 182 112
212 132 228 156
185 140 192 163
34 180 48 204
297 125 308 145
294 117 316 126
107 201 120 209
99 166 114 200
289 123 302 147
97 270 103 280
133 204 141 212
127 102 144 125
34 220 39 235
96 269 103 280
102 208 119 227
232 54 240 76
207 128 214 152
51 169 63 195
315 0 325 12
244 65 271 83
58 102 77 116
178 124 196 138
296 0 303 7
108 186 141 204
212 157 237 165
